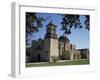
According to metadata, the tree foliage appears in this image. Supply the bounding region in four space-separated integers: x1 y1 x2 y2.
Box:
26 12 45 45
59 14 90 35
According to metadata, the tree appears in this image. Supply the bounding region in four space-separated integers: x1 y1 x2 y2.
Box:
26 12 45 46
59 14 89 35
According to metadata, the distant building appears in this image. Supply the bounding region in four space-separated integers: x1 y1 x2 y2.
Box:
26 21 89 63
77 49 89 59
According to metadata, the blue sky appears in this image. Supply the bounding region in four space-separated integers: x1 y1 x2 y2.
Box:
28 13 89 49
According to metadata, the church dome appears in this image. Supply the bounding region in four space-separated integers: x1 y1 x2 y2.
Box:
59 35 69 43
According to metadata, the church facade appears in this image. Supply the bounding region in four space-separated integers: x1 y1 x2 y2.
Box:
26 21 89 63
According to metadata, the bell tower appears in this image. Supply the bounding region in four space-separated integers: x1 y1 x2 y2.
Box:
44 20 59 62
45 20 57 39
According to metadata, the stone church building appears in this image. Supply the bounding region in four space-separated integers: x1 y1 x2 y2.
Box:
26 21 89 63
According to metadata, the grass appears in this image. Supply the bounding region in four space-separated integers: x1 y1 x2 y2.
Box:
26 59 89 67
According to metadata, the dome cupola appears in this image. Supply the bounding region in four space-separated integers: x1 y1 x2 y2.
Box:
59 35 69 43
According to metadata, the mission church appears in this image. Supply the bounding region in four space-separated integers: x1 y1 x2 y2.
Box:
26 20 89 63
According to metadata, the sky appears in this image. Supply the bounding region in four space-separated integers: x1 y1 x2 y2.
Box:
27 13 89 49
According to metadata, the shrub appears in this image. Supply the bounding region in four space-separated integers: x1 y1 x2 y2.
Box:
51 56 59 63
62 50 71 60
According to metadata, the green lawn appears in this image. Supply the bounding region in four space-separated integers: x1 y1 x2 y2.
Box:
26 59 89 67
